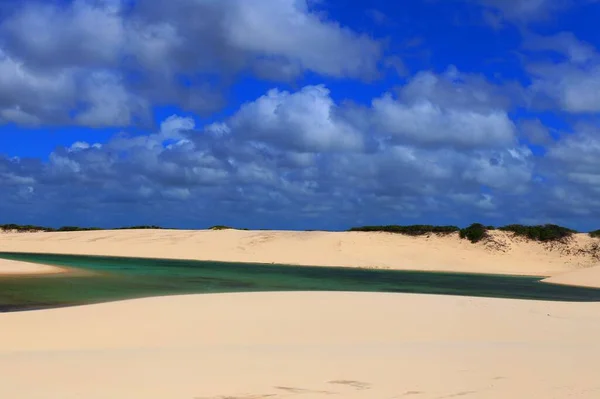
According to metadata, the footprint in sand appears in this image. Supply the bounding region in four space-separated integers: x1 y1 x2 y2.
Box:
327 380 372 391
274 386 337 395
195 394 277 399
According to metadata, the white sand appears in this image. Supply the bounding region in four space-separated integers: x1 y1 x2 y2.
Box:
1 230 600 397
0 258 66 275
543 265 600 288
1 229 599 277
0 292 599 398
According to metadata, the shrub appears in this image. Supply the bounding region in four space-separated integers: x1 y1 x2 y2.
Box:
499 224 576 242
114 225 163 230
0 224 52 232
589 230 600 238
459 223 488 243
57 226 102 232
209 225 234 230
1 224 164 233
349 225 460 236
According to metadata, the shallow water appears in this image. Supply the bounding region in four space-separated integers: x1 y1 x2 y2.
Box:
1 252 600 312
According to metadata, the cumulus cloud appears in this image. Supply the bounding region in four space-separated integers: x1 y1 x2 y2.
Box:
528 64 600 113
0 78 541 228
3 1 599 230
0 0 382 127
524 32 600 113
371 68 516 149
546 127 600 181
520 125 600 223
214 85 365 152
524 31 598 64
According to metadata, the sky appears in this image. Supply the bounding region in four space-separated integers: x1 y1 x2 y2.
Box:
0 0 599 231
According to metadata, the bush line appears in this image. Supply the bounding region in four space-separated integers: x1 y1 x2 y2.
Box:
350 223 591 244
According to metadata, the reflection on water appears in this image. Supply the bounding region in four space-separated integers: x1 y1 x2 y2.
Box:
1 252 600 312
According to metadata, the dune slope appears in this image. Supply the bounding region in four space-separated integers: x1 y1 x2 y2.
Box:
543 265 600 288
1 292 600 398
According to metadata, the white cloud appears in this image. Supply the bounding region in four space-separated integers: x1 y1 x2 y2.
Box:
461 147 533 192
0 49 76 124
0 0 383 127
525 33 600 113
529 64 600 113
546 128 600 173
524 32 598 64
372 69 516 149
0 78 566 228
373 95 515 148
160 115 195 135
1 0 124 67
74 72 150 127
224 0 381 79
224 85 365 152
0 106 40 126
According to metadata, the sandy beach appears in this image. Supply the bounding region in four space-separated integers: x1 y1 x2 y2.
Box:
0 258 66 275
1 292 599 398
1 229 600 398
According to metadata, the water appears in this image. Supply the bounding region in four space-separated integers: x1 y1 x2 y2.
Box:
1 252 600 312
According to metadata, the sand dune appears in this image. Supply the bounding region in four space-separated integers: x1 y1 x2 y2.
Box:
0 258 66 275
2 230 600 397
543 265 600 288
1 292 599 398
1 229 599 277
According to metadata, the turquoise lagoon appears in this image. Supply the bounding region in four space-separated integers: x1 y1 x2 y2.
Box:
1 252 600 312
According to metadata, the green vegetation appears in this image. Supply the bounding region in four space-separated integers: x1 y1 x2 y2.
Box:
0 224 52 232
459 223 489 243
498 224 576 242
0 224 164 233
589 230 600 238
56 226 102 232
2 221 585 245
349 225 460 235
208 225 249 230
113 226 163 230
350 223 579 244
209 225 233 230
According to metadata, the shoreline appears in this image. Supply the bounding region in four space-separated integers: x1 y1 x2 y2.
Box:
0 250 546 278
2 251 600 296
0 258 70 276
1 228 599 287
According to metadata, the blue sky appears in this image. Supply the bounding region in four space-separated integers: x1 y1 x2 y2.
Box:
0 0 599 231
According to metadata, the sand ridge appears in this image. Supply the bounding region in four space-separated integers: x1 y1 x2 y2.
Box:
1 229 599 278
0 258 67 276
